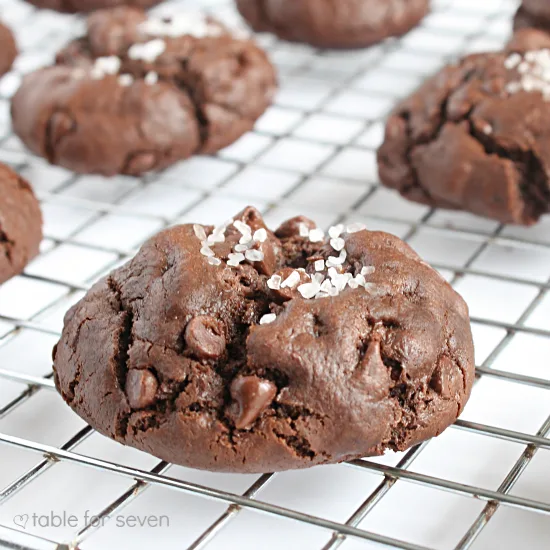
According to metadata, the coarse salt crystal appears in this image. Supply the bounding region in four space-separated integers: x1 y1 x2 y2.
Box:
361 266 375 276
144 71 159 85
267 274 282 290
309 228 325 243
118 74 134 87
504 53 521 70
298 223 310 237
234 220 252 236
234 243 250 252
330 237 345 252
207 257 221 266
298 281 321 299
245 249 264 262
128 39 166 63
260 313 277 325
200 246 215 257
253 228 268 243
281 271 301 288
346 223 366 234
314 259 325 272
227 252 245 266
328 224 344 239
193 224 207 241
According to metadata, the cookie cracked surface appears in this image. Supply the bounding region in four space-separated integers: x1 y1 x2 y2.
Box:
378 48 550 225
53 206 474 473
236 0 430 49
0 163 43 284
11 7 277 176
0 21 17 77
26 0 163 13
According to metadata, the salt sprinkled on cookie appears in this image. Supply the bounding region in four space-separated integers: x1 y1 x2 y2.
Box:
140 13 224 39
505 49 550 99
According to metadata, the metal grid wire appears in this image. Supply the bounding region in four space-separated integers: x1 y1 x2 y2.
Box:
1 0 550 548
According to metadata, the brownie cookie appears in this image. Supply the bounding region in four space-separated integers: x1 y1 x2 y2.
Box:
26 0 162 13
378 48 550 225
0 163 42 285
11 8 277 177
236 0 430 49
0 21 17 77
514 1 550 35
53 206 474 473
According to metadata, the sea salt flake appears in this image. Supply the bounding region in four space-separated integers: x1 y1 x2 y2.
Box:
234 220 252 236
193 224 207 241
298 281 320 299
364 282 377 293
128 39 166 63
253 228 268 243
118 74 134 87
234 243 250 252
298 223 310 237
361 266 375 276
227 253 245 266
328 224 345 239
245 249 264 262
281 271 301 288
260 313 277 325
200 246 215 257
267 274 282 290
144 71 159 85
320 280 333 293
348 279 359 289
308 228 325 243
330 237 345 252
346 223 366 234
207 257 221 266
354 274 366 287
313 273 325 284
314 259 325 272
504 53 521 70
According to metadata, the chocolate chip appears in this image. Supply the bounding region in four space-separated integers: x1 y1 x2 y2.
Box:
126 369 158 409
236 206 267 232
430 356 461 398
184 316 226 360
47 111 75 159
356 337 391 399
229 375 277 429
124 152 157 176
275 216 316 239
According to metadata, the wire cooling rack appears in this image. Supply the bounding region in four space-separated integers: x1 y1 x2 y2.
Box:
2 0 550 548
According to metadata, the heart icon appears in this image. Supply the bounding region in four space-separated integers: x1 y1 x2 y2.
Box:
13 514 29 529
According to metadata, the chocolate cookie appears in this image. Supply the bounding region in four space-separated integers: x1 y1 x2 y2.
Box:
26 0 162 13
378 49 550 225
0 163 43 285
514 1 550 35
507 28 550 53
11 8 277 177
53 206 474 473
236 0 430 49
0 21 17 77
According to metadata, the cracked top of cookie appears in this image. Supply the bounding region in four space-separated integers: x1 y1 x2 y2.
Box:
11 7 277 176
0 162 43 285
0 20 17 78
53 206 474 473
378 47 550 226
236 0 430 49
26 0 163 13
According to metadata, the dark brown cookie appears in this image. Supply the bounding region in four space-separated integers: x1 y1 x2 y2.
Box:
514 1 550 35
378 49 550 225
0 21 17 77
11 7 277 176
236 0 430 49
53 206 474 473
26 0 162 13
0 163 43 285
